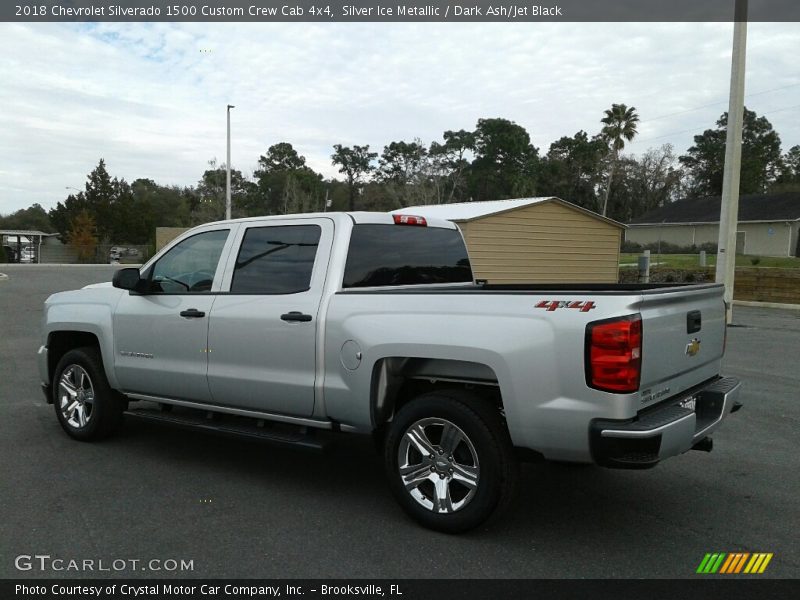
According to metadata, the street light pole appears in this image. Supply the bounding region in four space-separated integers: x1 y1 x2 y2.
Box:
715 0 748 325
226 104 235 220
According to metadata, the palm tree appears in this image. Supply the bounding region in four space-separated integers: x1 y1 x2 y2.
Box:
600 103 639 216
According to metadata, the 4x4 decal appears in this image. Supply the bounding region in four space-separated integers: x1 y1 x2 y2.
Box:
535 300 597 312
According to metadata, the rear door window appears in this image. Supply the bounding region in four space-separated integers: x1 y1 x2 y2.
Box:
231 225 321 294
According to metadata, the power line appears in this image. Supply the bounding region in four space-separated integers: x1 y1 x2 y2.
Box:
764 102 800 115
628 101 800 147
641 81 800 124
630 125 712 145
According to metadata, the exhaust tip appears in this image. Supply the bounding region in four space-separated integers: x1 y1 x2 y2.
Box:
692 437 713 452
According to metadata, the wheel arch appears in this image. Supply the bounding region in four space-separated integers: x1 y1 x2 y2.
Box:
47 329 117 393
370 357 503 429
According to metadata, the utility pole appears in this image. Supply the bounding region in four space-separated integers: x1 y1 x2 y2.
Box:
715 0 748 325
226 104 235 220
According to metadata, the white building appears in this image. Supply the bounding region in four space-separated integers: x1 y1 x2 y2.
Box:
626 193 800 257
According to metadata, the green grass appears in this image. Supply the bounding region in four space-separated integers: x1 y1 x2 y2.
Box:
619 253 800 269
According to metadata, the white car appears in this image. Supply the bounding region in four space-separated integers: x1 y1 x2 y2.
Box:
20 247 35 263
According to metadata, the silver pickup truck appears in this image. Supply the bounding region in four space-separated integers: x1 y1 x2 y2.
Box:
38 212 742 532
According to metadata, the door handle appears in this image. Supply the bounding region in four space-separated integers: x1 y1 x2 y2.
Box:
281 311 312 323
180 308 206 318
687 310 701 333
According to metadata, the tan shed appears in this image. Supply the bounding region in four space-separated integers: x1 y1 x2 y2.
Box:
393 197 625 283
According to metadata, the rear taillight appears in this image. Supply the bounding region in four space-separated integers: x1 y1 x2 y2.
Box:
585 315 642 393
393 214 427 226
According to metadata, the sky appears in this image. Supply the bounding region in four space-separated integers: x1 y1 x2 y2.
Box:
0 21 798 214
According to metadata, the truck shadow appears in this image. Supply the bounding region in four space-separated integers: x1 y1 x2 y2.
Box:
115 417 694 545
58 415 762 578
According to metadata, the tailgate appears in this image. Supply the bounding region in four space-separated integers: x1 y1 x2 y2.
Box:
636 284 726 406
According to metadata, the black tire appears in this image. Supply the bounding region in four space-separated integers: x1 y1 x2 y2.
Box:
53 346 125 441
384 390 519 533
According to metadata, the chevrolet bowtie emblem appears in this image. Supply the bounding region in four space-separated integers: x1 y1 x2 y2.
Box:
686 338 701 357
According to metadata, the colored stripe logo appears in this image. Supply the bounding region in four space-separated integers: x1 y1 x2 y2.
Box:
696 552 773 574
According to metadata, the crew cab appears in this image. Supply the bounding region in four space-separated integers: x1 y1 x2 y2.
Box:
38 212 742 532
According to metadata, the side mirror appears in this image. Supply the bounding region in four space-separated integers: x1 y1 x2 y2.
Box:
112 267 145 292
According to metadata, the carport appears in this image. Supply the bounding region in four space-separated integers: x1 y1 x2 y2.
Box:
0 230 54 263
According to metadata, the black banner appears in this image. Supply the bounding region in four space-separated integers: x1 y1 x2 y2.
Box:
3 579 799 600
3 0 800 23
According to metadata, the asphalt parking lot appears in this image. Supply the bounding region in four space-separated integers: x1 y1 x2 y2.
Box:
1 265 798 579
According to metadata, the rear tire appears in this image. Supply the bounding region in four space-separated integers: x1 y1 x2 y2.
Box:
53 347 125 441
384 390 518 533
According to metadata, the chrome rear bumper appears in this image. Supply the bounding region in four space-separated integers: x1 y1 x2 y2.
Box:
590 377 742 468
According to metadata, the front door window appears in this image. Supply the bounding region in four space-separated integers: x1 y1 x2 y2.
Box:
149 229 229 293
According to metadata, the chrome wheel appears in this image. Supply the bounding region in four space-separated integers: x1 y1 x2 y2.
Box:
58 365 95 429
397 417 480 514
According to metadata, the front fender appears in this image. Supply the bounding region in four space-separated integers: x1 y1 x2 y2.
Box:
43 289 123 389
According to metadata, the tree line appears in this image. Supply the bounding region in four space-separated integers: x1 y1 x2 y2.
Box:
2 104 798 249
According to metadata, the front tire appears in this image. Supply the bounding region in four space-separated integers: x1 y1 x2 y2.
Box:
53 347 125 441
384 390 518 533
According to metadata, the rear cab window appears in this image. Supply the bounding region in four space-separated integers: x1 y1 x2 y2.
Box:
343 224 473 288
